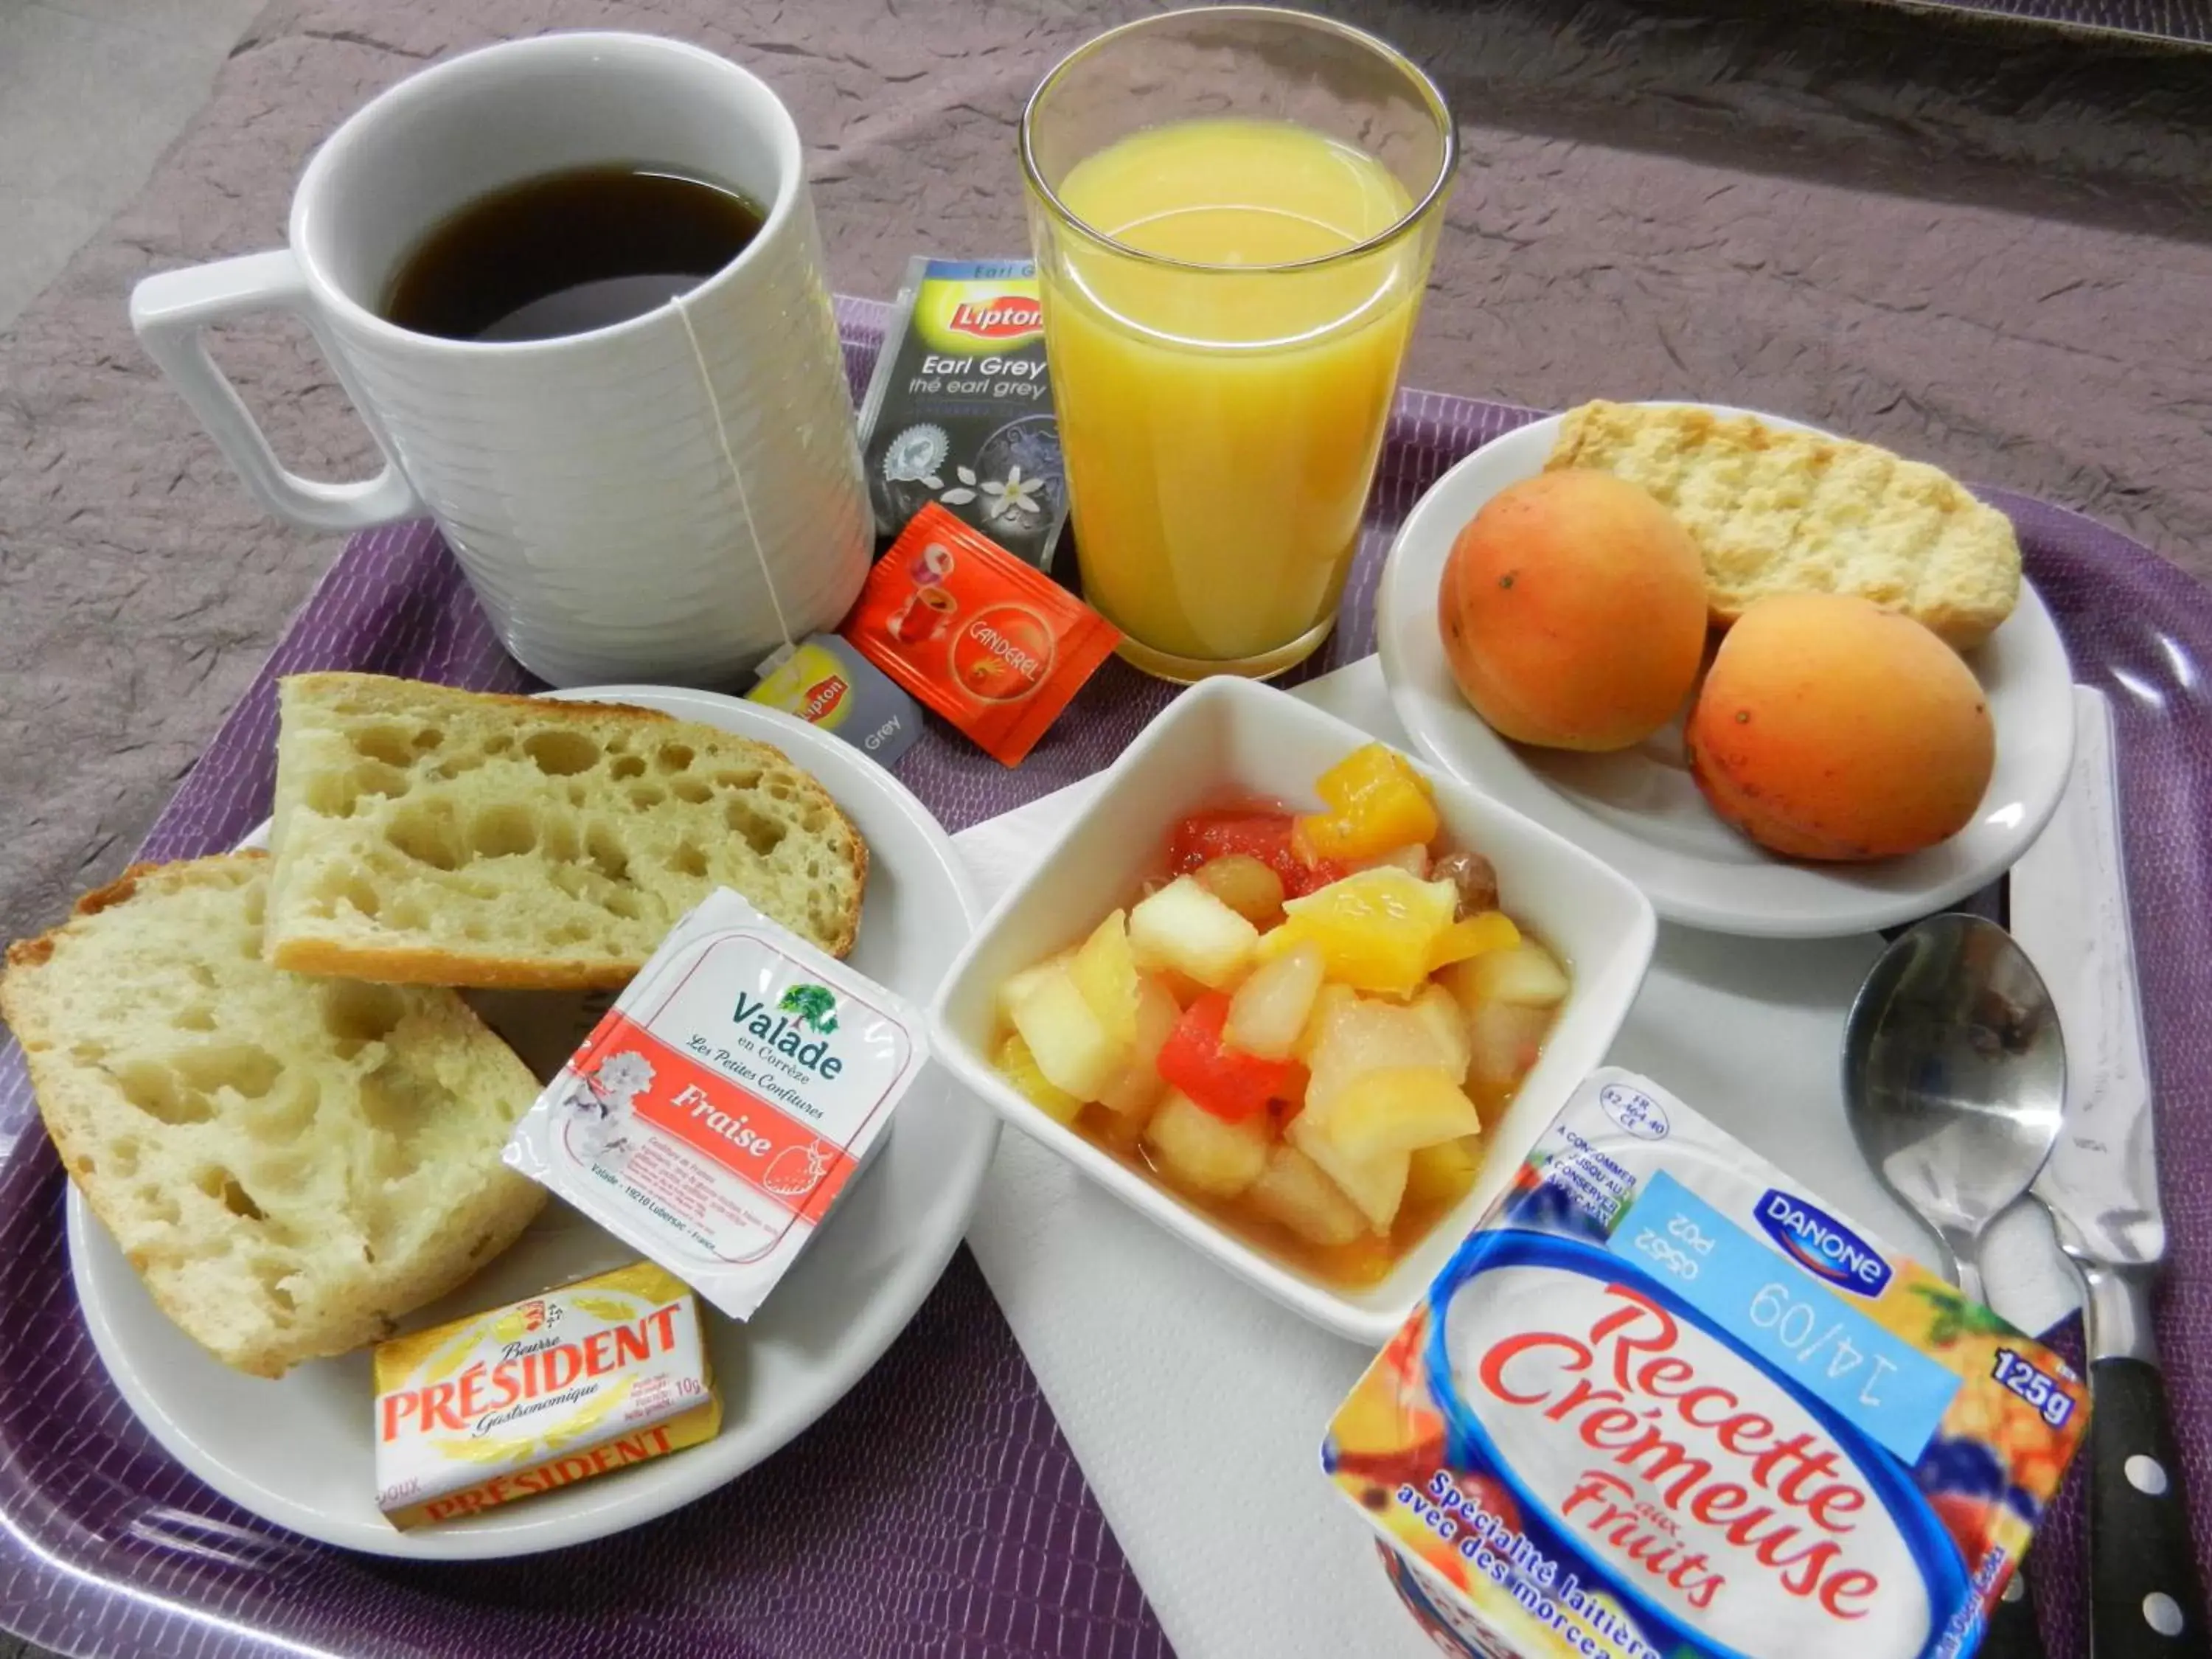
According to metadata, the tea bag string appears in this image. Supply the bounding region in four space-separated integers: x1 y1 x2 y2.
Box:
672 291 796 659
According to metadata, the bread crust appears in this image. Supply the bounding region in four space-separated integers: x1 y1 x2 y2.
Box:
265 674 868 981
1 851 545 1378
281 672 681 731
265 936 643 991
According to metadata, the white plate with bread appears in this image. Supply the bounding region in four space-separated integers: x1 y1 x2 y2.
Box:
10 677 995 1558
1375 401 2076 938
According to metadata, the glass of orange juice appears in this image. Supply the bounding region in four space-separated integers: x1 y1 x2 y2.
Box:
1021 8 1455 682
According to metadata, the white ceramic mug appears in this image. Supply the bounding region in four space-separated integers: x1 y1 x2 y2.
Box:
131 32 871 689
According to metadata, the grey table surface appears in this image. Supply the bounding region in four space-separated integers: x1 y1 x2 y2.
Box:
3 0 2211 1653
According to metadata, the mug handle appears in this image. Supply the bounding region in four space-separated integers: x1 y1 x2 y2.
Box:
131 251 425 533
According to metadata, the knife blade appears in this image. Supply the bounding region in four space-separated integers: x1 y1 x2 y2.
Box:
2011 685 2208 1659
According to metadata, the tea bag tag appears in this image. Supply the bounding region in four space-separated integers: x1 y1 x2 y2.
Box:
754 642 797 682
669 290 796 657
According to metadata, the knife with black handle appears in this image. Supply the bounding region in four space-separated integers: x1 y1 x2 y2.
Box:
1985 1566 2049 1659
2013 689 2210 1659
2084 1276 2209 1659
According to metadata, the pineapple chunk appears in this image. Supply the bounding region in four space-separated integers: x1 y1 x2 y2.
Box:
1070 909 1141 1047
1350 844 1430 877
998 953 1069 1023
1128 875 1260 989
1427 910 1521 972
1261 868 1459 998
1246 1145 1366 1247
1288 1113 1409 1234
1467 1000 1555 1090
1009 964 1127 1101
1446 939 1570 1009
995 1032 1082 1125
1096 974 1180 1121
1143 1088 1270 1198
1405 1135 1484 1212
1312 1066 1484 1163
1224 942 1325 1061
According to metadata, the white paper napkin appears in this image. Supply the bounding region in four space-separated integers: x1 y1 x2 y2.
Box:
950 656 2079 1659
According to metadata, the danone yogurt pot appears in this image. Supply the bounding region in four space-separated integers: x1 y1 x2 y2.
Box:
1324 1068 2089 1659
504 891 929 1319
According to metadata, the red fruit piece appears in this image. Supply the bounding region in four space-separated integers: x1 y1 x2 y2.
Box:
1157 994 1307 1121
1169 810 1346 897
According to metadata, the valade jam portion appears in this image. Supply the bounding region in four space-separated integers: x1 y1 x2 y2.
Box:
1324 1067 2088 1659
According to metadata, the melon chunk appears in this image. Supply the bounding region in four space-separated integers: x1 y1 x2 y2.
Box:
995 1032 1082 1125
1008 963 1125 1102
998 953 1069 1023
1143 1089 1270 1198
1071 909 1141 1047
1128 876 1260 990
1096 975 1180 1121
1247 1145 1366 1247
1287 1112 1409 1234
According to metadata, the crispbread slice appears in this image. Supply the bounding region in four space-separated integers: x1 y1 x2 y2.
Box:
0 853 544 1377
264 674 869 990
1546 401 2020 648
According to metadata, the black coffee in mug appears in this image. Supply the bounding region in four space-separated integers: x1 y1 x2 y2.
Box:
380 165 766 343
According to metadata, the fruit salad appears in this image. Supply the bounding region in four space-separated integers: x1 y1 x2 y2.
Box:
992 743 1569 1285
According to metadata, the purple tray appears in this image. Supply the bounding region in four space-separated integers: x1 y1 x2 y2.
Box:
1 299 2209 1659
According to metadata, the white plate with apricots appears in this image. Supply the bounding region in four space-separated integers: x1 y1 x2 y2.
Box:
1374 403 2076 939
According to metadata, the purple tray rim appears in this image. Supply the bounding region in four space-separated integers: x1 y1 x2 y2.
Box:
0 304 2208 1659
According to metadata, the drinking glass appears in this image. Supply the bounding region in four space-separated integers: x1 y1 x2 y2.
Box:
1021 7 1455 681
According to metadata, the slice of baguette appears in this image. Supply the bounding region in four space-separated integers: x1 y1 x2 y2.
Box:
0 853 545 1377
1545 401 2021 648
264 674 869 990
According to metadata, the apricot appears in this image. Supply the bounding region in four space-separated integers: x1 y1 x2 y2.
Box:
1438 470 1708 751
1686 593 1995 861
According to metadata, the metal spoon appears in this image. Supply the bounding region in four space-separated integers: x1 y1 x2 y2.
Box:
1843 912 2067 1659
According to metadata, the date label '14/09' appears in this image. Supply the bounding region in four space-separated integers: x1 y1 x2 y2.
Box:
1607 1172 1964 1463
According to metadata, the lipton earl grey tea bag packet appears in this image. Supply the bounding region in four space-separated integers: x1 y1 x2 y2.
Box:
504 891 928 1319
745 633 923 766
857 257 1068 574
1327 1068 2089 1659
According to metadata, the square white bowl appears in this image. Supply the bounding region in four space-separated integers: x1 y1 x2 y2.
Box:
928 676 1656 1346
